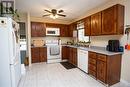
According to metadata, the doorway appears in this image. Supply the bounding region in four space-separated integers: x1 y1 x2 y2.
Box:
18 22 27 64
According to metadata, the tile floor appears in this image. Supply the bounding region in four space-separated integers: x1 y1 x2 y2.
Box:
18 63 129 87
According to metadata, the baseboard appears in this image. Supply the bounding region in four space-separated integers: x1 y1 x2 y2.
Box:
47 59 62 63
120 79 130 86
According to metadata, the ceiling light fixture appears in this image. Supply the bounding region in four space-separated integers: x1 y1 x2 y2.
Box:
50 14 59 19
42 9 66 19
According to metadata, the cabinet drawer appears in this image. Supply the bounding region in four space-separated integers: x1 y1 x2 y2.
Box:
89 58 96 65
89 64 96 71
97 54 107 62
89 51 96 59
88 69 96 77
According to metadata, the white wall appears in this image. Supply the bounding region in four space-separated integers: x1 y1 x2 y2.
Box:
75 0 130 84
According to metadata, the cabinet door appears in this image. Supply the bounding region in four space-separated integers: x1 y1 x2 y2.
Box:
97 60 106 83
31 22 37 37
84 17 91 36
31 47 40 63
69 47 73 64
69 23 76 37
40 23 46 37
68 24 73 37
60 25 69 37
39 47 47 62
91 12 101 36
62 46 68 60
73 48 77 66
102 6 117 35
36 22 46 37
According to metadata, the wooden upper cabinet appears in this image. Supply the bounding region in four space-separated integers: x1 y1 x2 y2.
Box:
46 23 59 28
68 24 73 37
31 22 37 37
102 4 124 35
36 22 46 37
68 23 77 37
31 22 46 37
84 17 91 36
60 25 69 37
91 12 101 36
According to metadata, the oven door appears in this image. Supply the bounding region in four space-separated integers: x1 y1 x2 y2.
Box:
47 45 61 59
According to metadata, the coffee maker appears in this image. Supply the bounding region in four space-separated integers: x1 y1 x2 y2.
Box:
106 40 120 52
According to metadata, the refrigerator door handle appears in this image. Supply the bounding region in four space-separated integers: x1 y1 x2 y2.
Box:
12 30 17 58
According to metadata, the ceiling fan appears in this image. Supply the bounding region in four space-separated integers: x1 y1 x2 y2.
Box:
42 9 66 19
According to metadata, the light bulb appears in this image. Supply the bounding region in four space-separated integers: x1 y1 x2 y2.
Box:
53 16 56 19
50 14 53 18
55 14 58 18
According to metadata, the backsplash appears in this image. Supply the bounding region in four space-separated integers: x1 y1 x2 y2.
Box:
31 37 73 45
90 35 122 47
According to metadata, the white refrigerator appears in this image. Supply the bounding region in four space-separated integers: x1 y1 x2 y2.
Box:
0 17 21 87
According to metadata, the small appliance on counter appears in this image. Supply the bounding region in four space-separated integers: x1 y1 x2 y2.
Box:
106 40 124 52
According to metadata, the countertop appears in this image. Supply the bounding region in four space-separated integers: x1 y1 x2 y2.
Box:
62 45 123 56
31 44 123 55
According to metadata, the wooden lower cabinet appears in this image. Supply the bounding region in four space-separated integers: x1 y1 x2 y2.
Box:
73 48 77 66
31 47 47 63
31 47 40 63
88 51 122 86
88 52 97 78
39 47 47 62
97 60 106 83
62 46 68 60
67 47 77 66
69 47 73 64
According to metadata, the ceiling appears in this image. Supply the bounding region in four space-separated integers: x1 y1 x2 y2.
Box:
15 0 110 22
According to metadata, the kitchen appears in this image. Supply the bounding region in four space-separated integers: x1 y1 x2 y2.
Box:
0 0 130 87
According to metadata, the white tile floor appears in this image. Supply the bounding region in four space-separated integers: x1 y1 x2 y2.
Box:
18 63 129 87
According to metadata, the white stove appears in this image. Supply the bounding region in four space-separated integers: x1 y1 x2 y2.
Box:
46 40 61 63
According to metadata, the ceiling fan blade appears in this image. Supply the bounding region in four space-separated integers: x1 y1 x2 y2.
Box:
42 14 51 17
44 10 52 13
58 10 64 13
57 14 66 17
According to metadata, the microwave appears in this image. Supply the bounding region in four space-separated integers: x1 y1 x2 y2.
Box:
46 28 60 36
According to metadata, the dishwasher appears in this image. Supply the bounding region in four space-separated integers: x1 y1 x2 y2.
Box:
78 49 88 73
